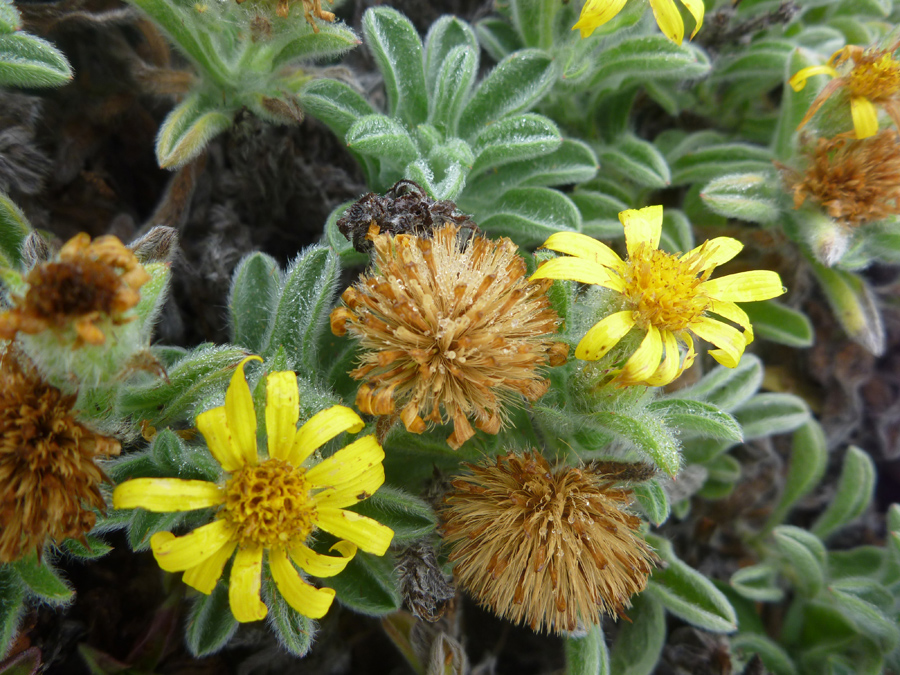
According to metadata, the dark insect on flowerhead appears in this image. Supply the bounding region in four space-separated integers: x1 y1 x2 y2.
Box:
337 180 479 253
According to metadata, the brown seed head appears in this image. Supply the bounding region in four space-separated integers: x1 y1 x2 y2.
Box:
330 224 568 449
781 129 900 226
441 452 658 634
0 233 151 347
0 352 120 562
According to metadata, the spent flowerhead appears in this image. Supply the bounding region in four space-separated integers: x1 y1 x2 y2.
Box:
531 206 785 387
781 129 900 226
442 452 658 633
330 224 567 450
0 351 120 562
573 0 704 45
113 357 394 623
0 233 150 347
790 41 900 139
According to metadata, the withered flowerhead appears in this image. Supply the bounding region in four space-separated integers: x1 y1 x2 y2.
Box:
237 0 334 25
0 233 151 347
0 352 120 562
330 224 568 449
441 452 658 634
781 129 900 226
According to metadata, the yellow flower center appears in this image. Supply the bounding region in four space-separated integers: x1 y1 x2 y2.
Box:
849 53 900 100
221 458 316 548
620 244 712 332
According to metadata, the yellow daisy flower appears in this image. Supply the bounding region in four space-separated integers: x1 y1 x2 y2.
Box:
789 42 900 140
530 206 785 387
113 357 394 623
572 0 704 45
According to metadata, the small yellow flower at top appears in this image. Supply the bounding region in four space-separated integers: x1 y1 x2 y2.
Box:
789 41 900 140
573 0 704 45
113 357 394 623
531 206 785 387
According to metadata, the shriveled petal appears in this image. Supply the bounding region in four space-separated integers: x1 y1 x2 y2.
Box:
150 519 234 572
788 64 838 92
229 544 267 622
619 325 663 385
289 540 357 578
644 329 681 387
196 407 242 472
270 547 336 619
681 237 743 271
680 332 697 374
266 371 300 461
182 540 237 594
679 0 704 39
288 405 365 467
316 508 394 556
851 96 879 139
226 356 263 468
620 205 663 258
648 0 684 44
530 257 625 292
699 270 785 303
574 310 635 361
571 0 628 38
314 463 385 509
690 316 746 368
306 435 384 488
114 478 224 512
540 231 624 271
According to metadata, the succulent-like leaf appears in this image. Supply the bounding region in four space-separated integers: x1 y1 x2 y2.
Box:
596 134 670 188
477 187 581 248
733 393 810 441
300 78 376 139
742 300 814 348
773 526 826 598
730 563 785 603
608 594 665 675
0 192 31 271
324 551 401 616
348 486 437 545
185 580 238 657
812 446 876 540
261 571 315 657
700 173 781 224
647 399 742 443
229 252 280 354
156 93 233 169
10 555 73 605
0 33 72 88
809 261 885 356
763 420 828 533
565 623 610 675
470 113 561 177
346 114 420 168
632 479 670 527
0 565 25 659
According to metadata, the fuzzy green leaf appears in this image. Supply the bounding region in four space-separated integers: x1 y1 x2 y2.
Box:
425 16 478 95
704 454 741 485
346 114 420 168
300 78 376 140
271 23 359 67
595 134 670 188
324 551 400 616
429 45 478 134
61 536 113 561
477 187 581 248
659 209 694 255
730 563 785 603
712 40 793 83
571 190 629 240
185 580 238 657
647 537 737 633
229 252 279 354
565 624 610 675
0 566 25 658
150 429 219 482
743 300 814 348
128 511 188 552
509 0 556 49
261 571 315 657
812 446 876 540
362 7 428 127
829 546 885 582
0 192 30 271
733 393 810 441
731 634 797 675
0 0 21 33
773 526 826 597
699 173 781 224
474 18 523 63
348 486 436 545
829 582 900 653
632 479 670 527
10 555 73 605
679 355 763 412
458 49 556 141
809 261 885 356
470 113 561 177
0 32 72 88
671 143 772 186
763 420 828 533
608 593 665 675
590 37 710 90
773 48 831 160
156 93 233 170
647 399 742 443
589 411 680 476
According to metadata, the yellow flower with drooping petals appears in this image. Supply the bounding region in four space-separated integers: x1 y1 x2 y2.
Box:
789 42 900 139
113 357 394 623
572 0 704 45
531 206 785 387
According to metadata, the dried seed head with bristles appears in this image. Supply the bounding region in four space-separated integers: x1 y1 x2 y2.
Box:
441 452 658 634
330 224 568 449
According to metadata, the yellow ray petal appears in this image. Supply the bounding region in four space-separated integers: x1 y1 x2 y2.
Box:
788 64 839 92
679 0 704 39
269 546 336 619
540 231 624 270
648 0 684 44
226 356 263 468
196 406 242 473
229 544 267 622
113 478 224 512
183 540 237 594
680 332 696 374
571 0 629 38
619 325 663 385
150 519 235 572
290 541 357 578
850 96 879 139
699 271 785 303
266 371 300 461
306 435 384 488
288 405 365 467
620 205 663 258
530 257 626 292
644 329 681 387
314 464 385 509
708 298 751 334
574 310 635 361
316 508 394 556
681 237 743 271
690 316 746 368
